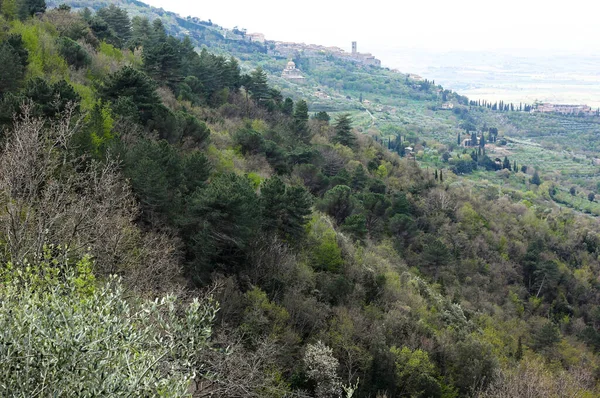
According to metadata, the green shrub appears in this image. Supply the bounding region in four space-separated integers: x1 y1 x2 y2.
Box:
0 249 218 397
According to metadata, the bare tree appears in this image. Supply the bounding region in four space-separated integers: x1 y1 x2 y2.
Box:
476 357 597 398
192 334 309 398
0 105 182 293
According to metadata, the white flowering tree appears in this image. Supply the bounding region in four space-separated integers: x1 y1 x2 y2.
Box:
304 341 342 398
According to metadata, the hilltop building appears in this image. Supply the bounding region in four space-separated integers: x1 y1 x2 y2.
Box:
281 60 306 84
407 74 424 81
533 103 594 116
271 41 381 67
246 32 265 43
347 41 381 66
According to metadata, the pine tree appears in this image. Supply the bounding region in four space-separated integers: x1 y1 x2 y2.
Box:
502 156 511 170
18 0 45 19
439 169 443 182
142 20 182 88
293 99 310 143
97 5 131 46
129 16 151 48
247 67 269 103
282 98 294 115
351 164 368 191
314 111 330 123
332 113 355 148
0 41 25 96
100 66 162 126
224 56 241 90
260 177 312 241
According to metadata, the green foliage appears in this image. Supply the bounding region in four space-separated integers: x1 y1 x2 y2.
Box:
5 5 600 396
11 19 69 80
234 126 264 154
78 99 114 157
18 0 46 19
0 250 218 397
98 40 123 60
314 111 330 123
260 176 313 241
282 97 293 115
182 150 211 193
293 99 310 143
241 287 291 341
176 111 210 146
123 139 184 216
247 66 269 102
341 213 367 240
307 215 344 272
391 346 443 398
332 113 355 147
100 65 168 131
57 36 91 69
0 38 26 95
143 19 181 87
532 321 561 352
531 170 541 185
180 173 260 281
319 185 354 224
96 4 130 47
21 77 80 117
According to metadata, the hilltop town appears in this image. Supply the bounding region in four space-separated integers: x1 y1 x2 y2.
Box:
271 40 381 67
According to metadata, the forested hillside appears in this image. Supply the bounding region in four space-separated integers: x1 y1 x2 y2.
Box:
2 2 600 397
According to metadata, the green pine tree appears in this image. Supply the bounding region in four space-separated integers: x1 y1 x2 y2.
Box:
332 113 355 147
247 66 270 103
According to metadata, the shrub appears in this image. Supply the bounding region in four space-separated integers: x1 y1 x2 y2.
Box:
0 249 218 397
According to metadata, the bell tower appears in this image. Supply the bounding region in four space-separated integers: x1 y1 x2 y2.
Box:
352 41 357 55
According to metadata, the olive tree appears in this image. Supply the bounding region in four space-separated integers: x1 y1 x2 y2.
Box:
0 250 218 397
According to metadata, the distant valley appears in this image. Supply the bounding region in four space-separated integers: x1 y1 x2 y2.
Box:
381 47 600 108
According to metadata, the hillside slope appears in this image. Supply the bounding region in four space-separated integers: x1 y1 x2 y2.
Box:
1 2 600 397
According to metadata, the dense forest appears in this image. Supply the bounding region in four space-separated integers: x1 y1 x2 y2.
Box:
2 2 600 397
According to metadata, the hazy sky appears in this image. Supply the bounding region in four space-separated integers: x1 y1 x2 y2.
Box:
142 0 599 65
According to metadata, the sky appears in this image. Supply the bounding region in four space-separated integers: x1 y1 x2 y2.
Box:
141 0 600 60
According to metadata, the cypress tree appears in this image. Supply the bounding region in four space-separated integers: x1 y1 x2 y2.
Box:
531 170 541 185
293 99 310 143
515 336 523 361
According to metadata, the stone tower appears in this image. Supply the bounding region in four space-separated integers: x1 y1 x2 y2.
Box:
352 41 357 54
